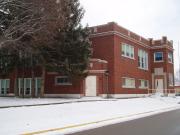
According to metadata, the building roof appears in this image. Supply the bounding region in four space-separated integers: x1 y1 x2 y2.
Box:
89 22 173 49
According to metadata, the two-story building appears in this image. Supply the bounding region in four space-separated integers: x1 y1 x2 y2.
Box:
0 22 175 98
90 22 174 98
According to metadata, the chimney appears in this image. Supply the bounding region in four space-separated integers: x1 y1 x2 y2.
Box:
149 38 153 45
161 36 167 44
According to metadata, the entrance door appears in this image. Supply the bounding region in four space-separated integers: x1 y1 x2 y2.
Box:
155 79 164 93
85 76 97 97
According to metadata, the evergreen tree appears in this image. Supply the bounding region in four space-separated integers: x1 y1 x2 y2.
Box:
43 0 91 78
0 0 91 97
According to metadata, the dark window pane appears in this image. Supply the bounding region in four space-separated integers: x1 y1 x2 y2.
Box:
155 52 163 61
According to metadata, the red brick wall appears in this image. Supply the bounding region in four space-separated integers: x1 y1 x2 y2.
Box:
44 73 84 94
90 22 174 95
114 35 151 94
151 48 174 90
44 59 108 95
90 35 115 94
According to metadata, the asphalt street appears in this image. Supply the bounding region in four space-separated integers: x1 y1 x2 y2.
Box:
68 109 180 135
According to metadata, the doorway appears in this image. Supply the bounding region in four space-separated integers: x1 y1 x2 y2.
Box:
155 79 164 93
85 76 97 97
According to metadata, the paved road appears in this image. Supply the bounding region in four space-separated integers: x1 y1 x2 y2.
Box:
68 109 180 135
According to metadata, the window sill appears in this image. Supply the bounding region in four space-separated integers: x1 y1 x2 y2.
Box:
139 87 149 89
168 62 174 64
122 55 135 60
122 86 136 89
138 67 148 71
56 83 72 86
154 61 164 63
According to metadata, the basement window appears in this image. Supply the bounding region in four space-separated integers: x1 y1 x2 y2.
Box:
122 77 135 88
139 79 149 89
55 76 72 85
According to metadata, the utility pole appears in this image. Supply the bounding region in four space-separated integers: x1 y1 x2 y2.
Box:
178 41 180 84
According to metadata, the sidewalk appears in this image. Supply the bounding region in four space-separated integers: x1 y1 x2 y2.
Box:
0 97 117 108
0 97 180 135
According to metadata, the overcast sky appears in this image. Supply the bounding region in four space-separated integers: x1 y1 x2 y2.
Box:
80 0 180 72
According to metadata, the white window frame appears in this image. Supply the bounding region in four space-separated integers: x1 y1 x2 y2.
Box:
121 43 135 59
24 78 32 96
55 76 72 86
154 52 163 62
138 49 148 70
0 79 10 95
122 77 136 88
35 77 42 96
139 79 149 89
18 78 32 96
168 52 173 64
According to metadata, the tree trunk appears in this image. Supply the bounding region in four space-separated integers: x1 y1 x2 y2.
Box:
40 67 45 97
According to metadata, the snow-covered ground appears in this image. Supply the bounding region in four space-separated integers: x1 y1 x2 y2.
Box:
0 97 112 108
0 96 180 135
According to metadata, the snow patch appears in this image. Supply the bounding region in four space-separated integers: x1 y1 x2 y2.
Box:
0 97 180 135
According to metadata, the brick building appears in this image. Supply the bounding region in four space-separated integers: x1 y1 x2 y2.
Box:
0 22 175 98
90 22 174 98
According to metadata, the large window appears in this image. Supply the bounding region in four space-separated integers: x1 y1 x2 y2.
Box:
18 78 31 96
122 77 135 88
138 49 148 70
0 79 10 95
139 79 149 89
168 52 173 63
122 43 134 59
35 78 42 96
154 52 163 62
55 76 72 85
18 78 41 97
169 73 173 86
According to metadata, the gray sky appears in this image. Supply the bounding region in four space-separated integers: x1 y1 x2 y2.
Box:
80 0 180 72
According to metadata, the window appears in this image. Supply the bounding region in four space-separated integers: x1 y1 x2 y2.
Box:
122 43 134 59
138 49 148 70
17 78 41 96
35 78 42 97
168 52 173 63
122 77 135 88
18 78 32 96
139 80 149 89
0 79 10 95
55 76 72 85
154 52 163 62
169 73 173 86
25 78 31 95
